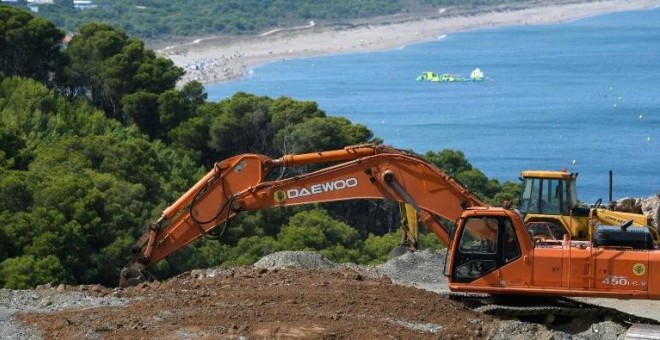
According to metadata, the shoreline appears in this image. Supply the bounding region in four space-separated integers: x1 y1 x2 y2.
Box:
155 0 660 86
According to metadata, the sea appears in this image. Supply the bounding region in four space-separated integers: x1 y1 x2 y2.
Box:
207 7 660 204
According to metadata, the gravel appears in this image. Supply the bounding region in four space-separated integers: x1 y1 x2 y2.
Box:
0 285 127 340
376 248 448 292
489 319 628 340
0 307 41 340
253 251 339 270
252 248 449 290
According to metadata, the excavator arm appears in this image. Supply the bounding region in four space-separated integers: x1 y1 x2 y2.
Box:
120 144 484 287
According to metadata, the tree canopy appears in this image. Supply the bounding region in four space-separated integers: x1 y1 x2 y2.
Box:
60 22 183 121
0 5 64 85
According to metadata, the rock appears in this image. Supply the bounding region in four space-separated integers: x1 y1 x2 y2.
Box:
641 194 660 229
613 197 642 214
612 194 660 229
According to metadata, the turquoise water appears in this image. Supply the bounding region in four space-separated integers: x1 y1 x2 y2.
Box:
207 8 660 203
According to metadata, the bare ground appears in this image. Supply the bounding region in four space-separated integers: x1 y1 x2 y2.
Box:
3 250 655 339
16 267 494 339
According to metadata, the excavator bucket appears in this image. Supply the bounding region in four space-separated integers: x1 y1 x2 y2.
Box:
119 263 155 287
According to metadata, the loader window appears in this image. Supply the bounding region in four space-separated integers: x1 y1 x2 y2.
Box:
519 178 570 215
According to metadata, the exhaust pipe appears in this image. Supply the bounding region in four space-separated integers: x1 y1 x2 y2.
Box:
609 170 613 205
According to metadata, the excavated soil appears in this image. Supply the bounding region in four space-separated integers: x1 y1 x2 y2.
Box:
17 266 493 339
6 250 654 339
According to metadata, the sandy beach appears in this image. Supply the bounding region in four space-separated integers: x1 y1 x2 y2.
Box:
155 0 660 85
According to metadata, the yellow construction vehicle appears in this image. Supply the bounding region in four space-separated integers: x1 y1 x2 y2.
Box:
518 169 656 240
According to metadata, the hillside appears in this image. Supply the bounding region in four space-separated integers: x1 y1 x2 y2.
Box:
26 0 591 41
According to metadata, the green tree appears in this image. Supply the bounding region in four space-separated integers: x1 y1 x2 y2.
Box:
363 231 401 264
0 77 58 138
0 6 65 85
0 255 70 289
0 171 32 212
275 116 373 154
0 123 31 170
157 89 190 134
218 235 278 267
122 90 160 138
27 169 147 283
455 168 499 199
423 149 472 177
168 115 212 163
492 181 521 207
277 208 362 262
180 80 207 110
423 148 520 204
61 23 183 121
270 97 325 130
0 226 6 262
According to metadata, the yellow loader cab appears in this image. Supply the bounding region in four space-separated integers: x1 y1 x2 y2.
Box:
519 170 592 239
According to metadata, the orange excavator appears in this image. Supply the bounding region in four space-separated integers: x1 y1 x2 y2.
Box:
121 144 660 305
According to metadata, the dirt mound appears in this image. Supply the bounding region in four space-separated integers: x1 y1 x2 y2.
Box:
17 266 494 339
5 250 652 339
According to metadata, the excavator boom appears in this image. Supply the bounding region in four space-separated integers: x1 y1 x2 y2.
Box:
121 145 484 286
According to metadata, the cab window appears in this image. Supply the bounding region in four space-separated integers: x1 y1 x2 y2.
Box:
520 178 570 215
503 220 520 263
453 216 522 283
459 218 498 254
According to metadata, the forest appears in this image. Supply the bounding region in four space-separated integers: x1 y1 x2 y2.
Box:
0 5 519 289
19 0 533 40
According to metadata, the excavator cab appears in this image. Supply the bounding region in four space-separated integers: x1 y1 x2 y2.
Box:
451 214 523 283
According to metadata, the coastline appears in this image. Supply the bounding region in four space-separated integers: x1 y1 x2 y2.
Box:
155 0 660 86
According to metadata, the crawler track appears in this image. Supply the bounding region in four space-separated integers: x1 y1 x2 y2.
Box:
448 293 660 325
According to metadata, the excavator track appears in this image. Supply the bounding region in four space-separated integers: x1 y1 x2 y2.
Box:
447 293 660 325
